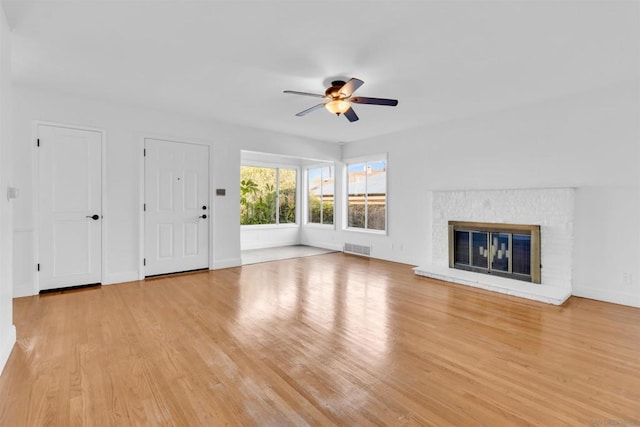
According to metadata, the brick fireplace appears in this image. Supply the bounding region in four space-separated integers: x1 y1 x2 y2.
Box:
414 188 575 305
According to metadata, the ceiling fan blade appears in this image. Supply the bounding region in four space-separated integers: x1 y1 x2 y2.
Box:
339 78 365 98
284 90 326 98
343 107 359 122
350 96 398 106
295 103 326 117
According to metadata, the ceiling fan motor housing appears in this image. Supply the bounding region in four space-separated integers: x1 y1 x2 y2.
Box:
325 80 347 99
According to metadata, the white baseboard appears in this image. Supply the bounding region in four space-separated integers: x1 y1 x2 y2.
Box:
301 241 343 252
13 282 36 298
0 325 16 376
572 287 640 308
103 271 140 285
241 240 300 250
311 243 343 252
212 258 242 269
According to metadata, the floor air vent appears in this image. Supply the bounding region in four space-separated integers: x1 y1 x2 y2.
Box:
343 243 371 257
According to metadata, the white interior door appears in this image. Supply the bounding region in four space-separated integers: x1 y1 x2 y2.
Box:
145 139 209 276
38 124 102 291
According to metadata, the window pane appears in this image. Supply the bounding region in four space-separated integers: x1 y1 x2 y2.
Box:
278 169 296 224
490 233 510 272
240 166 276 225
454 231 470 265
321 166 334 225
307 167 322 224
512 234 531 275
471 232 489 268
308 166 334 225
366 160 386 230
347 163 366 228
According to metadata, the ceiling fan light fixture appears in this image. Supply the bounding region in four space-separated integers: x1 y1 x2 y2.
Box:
325 100 350 115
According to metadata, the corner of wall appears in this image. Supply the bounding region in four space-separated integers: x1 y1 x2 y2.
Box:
0 324 16 376
0 0 15 376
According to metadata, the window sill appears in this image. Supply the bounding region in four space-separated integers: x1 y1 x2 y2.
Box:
343 227 387 236
241 223 299 230
303 223 336 230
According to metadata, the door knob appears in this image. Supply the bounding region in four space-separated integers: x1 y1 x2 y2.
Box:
199 214 207 219
86 214 100 220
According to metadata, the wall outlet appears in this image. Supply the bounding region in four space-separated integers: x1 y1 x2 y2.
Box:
622 272 634 285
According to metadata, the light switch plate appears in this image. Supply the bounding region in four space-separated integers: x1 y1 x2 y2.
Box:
6 187 18 200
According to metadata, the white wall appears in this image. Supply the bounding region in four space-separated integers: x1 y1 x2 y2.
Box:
12 85 340 296
0 3 16 374
10 78 640 308
573 187 640 306
311 81 639 307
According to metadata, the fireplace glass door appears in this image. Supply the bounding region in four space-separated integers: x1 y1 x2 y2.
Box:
472 232 488 269
449 221 541 283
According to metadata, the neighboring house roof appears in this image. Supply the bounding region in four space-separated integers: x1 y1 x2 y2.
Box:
310 170 386 196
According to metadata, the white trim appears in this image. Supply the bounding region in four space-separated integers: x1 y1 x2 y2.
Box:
241 223 299 230
140 136 213 278
31 122 39 294
303 163 336 228
101 124 107 290
0 324 16 376
302 242 343 252
241 240 300 251
138 136 145 279
12 286 34 299
32 121 107 293
303 223 336 230
342 152 388 165
103 271 139 285
240 162 301 227
572 287 640 308
212 257 242 269
342 154 389 235
208 143 215 273
241 159 301 170
343 227 387 235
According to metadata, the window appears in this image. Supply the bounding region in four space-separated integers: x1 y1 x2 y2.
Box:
240 165 297 225
346 158 387 231
307 165 334 225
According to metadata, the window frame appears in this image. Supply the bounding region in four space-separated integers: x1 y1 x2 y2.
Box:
240 161 300 228
304 163 336 229
342 154 388 235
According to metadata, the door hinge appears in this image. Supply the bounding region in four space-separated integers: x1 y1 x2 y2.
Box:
37 263 40 271
143 258 146 266
36 139 40 147
143 148 146 156
143 203 146 211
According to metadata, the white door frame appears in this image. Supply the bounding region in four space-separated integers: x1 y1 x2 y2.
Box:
32 121 107 293
138 135 214 279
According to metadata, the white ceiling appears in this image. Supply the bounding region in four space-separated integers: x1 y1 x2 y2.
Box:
3 0 638 143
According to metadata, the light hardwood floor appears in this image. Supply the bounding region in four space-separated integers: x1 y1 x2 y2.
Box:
1 253 639 426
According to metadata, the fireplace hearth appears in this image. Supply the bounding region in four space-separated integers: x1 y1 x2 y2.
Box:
448 221 541 283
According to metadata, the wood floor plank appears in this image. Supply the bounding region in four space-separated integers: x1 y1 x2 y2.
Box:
1 253 639 425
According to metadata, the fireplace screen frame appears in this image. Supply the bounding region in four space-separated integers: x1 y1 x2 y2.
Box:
448 221 541 284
